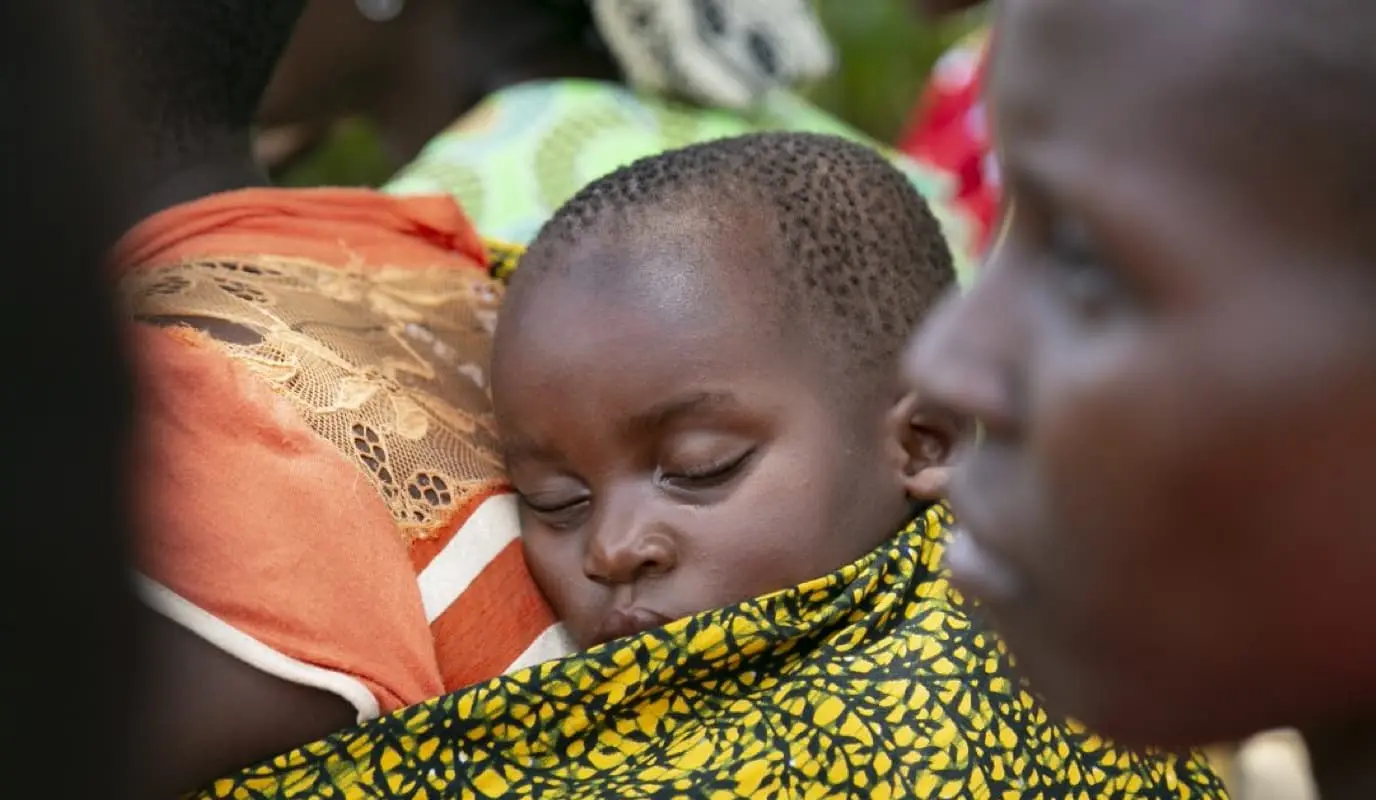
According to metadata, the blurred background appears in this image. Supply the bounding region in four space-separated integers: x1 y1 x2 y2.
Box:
281 0 980 187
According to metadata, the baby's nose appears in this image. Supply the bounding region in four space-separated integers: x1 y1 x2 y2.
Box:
583 520 677 587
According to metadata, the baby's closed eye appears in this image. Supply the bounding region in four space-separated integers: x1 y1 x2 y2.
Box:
656 433 757 491
515 482 591 530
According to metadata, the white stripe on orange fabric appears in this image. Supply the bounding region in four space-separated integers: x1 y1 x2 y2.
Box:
135 574 382 722
504 623 577 675
416 493 521 623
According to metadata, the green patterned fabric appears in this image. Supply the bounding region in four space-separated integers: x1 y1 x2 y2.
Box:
385 79 978 280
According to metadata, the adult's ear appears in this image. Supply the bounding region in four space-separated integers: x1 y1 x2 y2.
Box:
884 392 969 501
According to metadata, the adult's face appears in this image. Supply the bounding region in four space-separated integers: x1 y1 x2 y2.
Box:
905 0 1376 747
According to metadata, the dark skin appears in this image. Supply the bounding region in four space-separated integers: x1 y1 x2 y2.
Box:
904 0 1376 797
491 207 957 648
128 142 268 226
257 0 618 173
135 614 356 798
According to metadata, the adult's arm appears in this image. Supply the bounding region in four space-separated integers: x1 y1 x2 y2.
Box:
137 612 356 798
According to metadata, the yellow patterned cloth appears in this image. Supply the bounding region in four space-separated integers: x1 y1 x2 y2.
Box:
197 504 1227 799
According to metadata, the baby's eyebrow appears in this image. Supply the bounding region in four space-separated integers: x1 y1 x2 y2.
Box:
629 391 738 433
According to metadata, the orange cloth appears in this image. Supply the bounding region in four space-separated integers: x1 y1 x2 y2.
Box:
119 188 567 718
115 186 487 273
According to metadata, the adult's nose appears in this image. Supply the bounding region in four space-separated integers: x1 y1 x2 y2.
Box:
902 241 1027 440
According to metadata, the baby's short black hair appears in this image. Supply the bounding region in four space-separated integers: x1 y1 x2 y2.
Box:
98 0 307 153
517 132 957 392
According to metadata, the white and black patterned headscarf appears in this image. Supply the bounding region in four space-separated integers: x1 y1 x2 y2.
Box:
589 0 835 109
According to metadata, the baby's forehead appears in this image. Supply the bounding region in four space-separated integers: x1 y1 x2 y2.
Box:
494 224 817 395
512 205 788 324
492 246 821 418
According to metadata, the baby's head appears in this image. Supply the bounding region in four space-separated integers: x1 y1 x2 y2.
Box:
493 132 960 648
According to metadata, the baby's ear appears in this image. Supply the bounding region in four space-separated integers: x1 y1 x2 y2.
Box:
884 392 968 501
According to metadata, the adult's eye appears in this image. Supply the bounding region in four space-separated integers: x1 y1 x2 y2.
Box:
1047 216 1128 319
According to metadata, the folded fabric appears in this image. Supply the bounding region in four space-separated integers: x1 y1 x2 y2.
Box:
899 26 999 255
198 504 1226 799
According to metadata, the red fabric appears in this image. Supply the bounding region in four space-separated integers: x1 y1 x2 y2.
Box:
899 29 1000 256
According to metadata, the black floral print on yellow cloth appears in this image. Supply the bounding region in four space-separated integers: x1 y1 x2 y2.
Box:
197 504 1227 799
482 238 523 285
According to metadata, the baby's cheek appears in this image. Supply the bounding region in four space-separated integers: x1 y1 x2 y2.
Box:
523 537 578 612
714 488 839 591
748 448 864 572
521 535 607 647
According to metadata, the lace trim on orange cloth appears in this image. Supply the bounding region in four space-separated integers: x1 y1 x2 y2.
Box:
121 255 507 543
